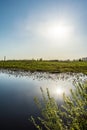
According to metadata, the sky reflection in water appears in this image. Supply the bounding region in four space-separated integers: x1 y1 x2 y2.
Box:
0 70 87 130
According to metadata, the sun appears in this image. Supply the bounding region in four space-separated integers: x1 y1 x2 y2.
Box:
46 23 72 41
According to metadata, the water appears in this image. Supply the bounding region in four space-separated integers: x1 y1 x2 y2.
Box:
0 70 87 130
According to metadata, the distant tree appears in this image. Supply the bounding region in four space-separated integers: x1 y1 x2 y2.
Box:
39 58 43 61
79 58 82 62
32 58 35 61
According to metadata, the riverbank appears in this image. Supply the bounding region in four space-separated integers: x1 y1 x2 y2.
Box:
0 60 87 74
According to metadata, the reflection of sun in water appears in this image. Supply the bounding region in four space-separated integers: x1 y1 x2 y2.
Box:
56 86 64 95
52 83 72 101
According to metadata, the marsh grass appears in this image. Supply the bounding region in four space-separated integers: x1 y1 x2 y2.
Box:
0 60 87 74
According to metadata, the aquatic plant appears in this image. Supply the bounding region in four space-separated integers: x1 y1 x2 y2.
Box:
31 81 87 130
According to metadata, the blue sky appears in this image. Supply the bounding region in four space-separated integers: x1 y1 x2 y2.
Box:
0 0 87 60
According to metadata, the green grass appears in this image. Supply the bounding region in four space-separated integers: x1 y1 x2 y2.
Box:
0 60 87 74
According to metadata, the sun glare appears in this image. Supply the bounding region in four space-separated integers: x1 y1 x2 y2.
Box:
45 22 73 41
56 87 64 95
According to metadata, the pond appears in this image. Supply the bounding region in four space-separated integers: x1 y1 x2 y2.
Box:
0 70 87 130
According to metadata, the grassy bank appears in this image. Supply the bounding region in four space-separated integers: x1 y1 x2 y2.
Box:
0 60 87 74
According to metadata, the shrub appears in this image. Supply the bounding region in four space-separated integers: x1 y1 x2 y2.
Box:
30 81 87 130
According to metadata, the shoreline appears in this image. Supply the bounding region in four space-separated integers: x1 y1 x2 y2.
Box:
0 60 87 74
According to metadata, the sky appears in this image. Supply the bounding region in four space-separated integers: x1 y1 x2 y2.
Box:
0 0 87 60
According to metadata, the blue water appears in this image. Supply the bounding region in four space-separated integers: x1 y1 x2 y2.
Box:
0 70 86 130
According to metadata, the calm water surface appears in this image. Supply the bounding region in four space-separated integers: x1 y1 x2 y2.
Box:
0 70 87 130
